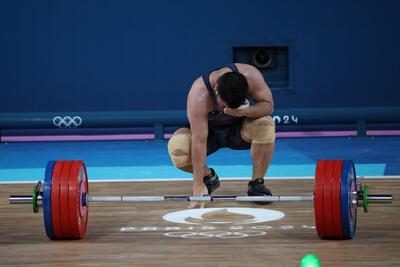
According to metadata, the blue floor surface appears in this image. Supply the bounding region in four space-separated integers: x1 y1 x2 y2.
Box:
0 137 399 182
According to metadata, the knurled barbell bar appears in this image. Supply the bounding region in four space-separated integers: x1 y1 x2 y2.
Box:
9 160 392 240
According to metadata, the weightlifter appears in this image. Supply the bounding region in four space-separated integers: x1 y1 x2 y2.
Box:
168 63 275 208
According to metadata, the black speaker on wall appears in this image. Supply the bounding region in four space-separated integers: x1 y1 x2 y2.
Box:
233 46 289 89
252 48 275 68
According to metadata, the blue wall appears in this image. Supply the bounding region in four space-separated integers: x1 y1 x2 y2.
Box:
0 0 399 113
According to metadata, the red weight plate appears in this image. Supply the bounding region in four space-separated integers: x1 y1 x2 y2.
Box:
79 161 89 237
320 160 345 239
314 160 326 238
51 161 64 238
59 161 73 238
322 160 335 238
68 161 89 239
331 160 344 238
68 161 80 238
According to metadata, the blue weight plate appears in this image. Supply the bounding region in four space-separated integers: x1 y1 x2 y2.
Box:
340 160 357 239
43 160 56 240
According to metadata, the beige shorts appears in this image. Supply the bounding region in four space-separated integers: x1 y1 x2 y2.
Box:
167 116 275 169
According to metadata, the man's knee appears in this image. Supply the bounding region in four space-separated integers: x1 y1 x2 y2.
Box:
167 128 192 169
243 116 276 144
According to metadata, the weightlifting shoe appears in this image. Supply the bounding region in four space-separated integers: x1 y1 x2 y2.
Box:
203 168 220 195
247 178 272 205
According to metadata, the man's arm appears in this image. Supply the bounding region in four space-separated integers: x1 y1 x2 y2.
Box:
245 68 274 117
187 83 209 193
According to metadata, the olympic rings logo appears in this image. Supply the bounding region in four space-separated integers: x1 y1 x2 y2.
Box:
52 116 83 128
164 231 266 239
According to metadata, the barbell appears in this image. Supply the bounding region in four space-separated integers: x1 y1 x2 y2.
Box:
9 160 392 240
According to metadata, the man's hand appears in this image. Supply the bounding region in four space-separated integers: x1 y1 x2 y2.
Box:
223 99 250 117
223 106 248 117
187 181 208 209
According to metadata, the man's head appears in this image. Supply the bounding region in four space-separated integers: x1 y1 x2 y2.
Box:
216 72 249 109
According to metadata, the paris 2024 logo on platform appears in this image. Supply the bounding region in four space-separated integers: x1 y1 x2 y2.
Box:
121 208 287 239
162 208 284 225
120 208 315 239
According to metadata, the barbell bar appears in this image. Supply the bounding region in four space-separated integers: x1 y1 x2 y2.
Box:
8 159 393 240
9 193 392 204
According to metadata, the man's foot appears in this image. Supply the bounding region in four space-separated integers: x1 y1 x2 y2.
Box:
247 178 272 205
203 168 220 195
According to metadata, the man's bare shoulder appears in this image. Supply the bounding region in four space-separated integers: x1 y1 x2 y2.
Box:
188 77 211 115
190 77 206 92
235 63 262 78
188 77 208 102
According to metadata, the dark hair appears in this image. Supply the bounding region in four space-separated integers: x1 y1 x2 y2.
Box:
217 72 248 108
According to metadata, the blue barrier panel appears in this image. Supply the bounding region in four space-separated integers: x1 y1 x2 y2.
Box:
1 107 400 138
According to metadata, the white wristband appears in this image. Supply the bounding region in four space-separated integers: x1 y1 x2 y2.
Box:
237 99 250 110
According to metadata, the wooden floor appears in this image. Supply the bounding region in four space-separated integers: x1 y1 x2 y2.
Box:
0 179 399 267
